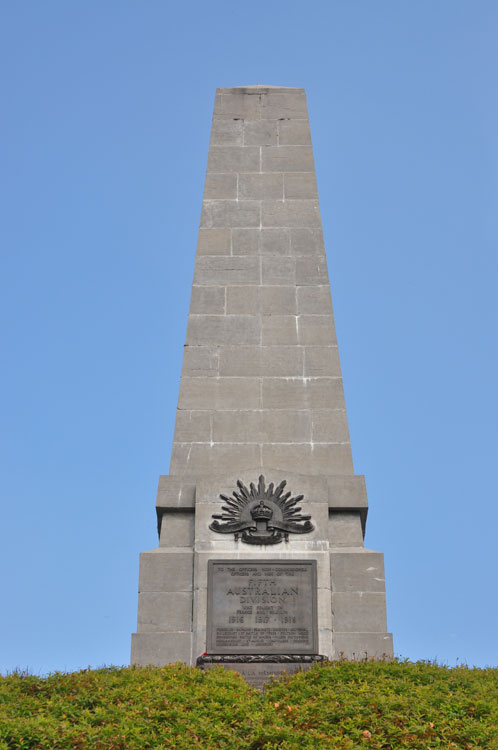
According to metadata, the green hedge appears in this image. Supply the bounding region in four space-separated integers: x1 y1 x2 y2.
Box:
1 660 497 749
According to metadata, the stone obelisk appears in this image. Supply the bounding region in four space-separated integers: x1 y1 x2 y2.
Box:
131 86 393 669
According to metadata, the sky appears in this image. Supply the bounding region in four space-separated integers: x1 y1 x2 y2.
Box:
1 1 497 674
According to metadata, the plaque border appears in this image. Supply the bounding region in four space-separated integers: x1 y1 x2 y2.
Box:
206 559 318 655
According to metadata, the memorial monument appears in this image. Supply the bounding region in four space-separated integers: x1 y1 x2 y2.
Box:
131 86 393 684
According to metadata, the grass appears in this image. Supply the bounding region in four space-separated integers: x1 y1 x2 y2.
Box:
0 660 497 749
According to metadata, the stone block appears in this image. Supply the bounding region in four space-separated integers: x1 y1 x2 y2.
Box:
295 257 329 285
194 256 260 285
262 286 297 314
330 551 386 593
328 512 364 547
138 550 194 592
261 409 311 442
215 92 261 120
207 146 260 173
156 476 195 510
260 228 290 255
173 410 212 442
196 227 231 256
231 228 260 255
278 119 311 145
312 409 350 442
261 345 303 375
200 200 260 228
186 314 259 346
189 286 225 314
170 442 261 476
210 118 243 145
311 444 354 475
137 592 193 632
226 285 261 314
159 512 195 548
262 146 314 173
262 314 298 345
284 173 318 199
262 442 353 475
262 200 320 227
332 632 393 660
298 315 337 346
297 286 333 313
290 227 325 255
131 632 192 666
178 376 261 410
326 475 368 509
331 593 388 632
218 345 303 377
181 346 219 377
218 346 262 376
304 346 341 377
212 410 261 442
262 377 346 410
203 173 237 200
244 119 278 145
262 256 295 285
261 91 308 119
239 173 283 200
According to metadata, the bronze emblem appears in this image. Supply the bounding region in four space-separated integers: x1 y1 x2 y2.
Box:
209 475 313 545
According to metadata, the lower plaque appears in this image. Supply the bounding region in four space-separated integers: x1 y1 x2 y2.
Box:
206 560 318 655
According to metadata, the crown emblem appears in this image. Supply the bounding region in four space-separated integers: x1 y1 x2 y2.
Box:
209 474 314 545
250 499 273 522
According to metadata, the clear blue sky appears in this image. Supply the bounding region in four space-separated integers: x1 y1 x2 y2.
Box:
1 1 497 674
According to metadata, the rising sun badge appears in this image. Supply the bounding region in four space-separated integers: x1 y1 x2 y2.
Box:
209 475 314 545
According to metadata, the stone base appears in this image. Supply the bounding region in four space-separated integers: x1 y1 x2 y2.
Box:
196 654 327 689
332 632 393 660
131 632 192 666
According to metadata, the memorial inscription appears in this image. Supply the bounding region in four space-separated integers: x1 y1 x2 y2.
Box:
206 560 318 655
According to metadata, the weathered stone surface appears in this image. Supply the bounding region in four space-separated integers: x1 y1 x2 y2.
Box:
328 512 364 547
331 593 388 633
262 377 346 410
179 376 261 410
278 119 312 145
232 228 260 255
137 592 193 632
186 314 260 346
194 256 260 285
189 286 225 314
239 173 283 200
260 228 290 255
304 346 341 376
297 286 333 313
207 146 260 173
262 200 321 227
284 172 318 199
159 513 195 547
201 200 260 228
131 633 192 666
196 227 231 255
181 347 219 377
203 173 238 200
210 118 243 145
244 119 278 145
330 551 386 593
138 550 193 592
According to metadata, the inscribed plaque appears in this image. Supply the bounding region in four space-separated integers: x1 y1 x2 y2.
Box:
206 560 318 654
